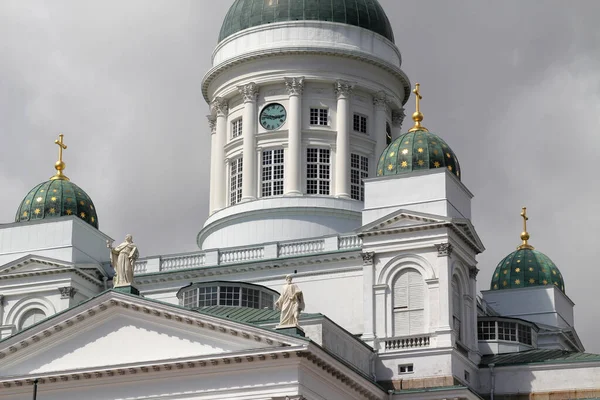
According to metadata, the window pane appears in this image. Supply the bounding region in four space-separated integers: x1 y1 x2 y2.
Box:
262 149 285 197
230 158 243 205
306 148 330 195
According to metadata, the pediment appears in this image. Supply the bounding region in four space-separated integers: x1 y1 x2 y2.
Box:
359 209 451 234
0 255 105 283
0 290 302 376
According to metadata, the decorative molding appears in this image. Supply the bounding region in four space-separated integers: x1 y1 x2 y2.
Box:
0 295 4 306
373 91 388 112
207 115 217 134
360 252 375 266
58 287 77 299
284 77 305 96
435 243 453 257
237 82 259 103
334 80 355 99
469 267 480 279
392 108 406 128
210 97 229 117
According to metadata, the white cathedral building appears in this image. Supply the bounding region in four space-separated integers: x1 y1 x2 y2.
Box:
0 1 599 399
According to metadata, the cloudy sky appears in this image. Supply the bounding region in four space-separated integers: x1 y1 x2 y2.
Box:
1 0 599 352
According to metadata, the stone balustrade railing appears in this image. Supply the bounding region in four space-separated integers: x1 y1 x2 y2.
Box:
383 334 431 351
133 233 362 274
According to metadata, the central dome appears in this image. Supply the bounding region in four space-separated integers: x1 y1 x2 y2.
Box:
219 0 395 43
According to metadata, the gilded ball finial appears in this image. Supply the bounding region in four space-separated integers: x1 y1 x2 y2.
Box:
517 206 534 250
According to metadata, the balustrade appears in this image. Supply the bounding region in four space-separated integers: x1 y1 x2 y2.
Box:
384 335 431 350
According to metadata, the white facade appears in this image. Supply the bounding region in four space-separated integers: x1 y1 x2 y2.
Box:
1 1 599 399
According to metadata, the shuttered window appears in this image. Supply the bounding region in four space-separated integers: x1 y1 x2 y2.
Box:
393 269 425 336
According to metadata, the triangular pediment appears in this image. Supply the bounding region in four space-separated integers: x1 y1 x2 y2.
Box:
0 290 303 376
0 255 105 283
360 209 452 233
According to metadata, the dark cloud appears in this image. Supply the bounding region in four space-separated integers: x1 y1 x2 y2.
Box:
0 0 598 352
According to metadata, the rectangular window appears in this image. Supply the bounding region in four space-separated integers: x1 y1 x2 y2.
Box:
262 149 285 197
518 324 532 345
398 364 414 374
498 321 517 341
219 286 240 306
230 157 243 205
241 288 260 308
198 286 218 307
231 118 243 139
353 114 367 134
260 291 274 309
182 289 198 308
310 108 328 126
306 148 330 195
477 321 496 340
350 154 369 201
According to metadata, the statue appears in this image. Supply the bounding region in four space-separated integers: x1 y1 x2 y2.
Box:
275 275 305 328
107 235 139 287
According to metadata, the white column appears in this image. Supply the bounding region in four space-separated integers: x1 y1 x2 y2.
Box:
361 252 376 346
207 115 217 214
373 92 389 163
238 83 259 202
435 243 453 347
211 98 228 211
391 108 406 140
284 77 304 195
334 80 354 198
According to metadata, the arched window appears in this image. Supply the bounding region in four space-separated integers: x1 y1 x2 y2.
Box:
19 309 46 331
452 276 462 342
393 269 425 336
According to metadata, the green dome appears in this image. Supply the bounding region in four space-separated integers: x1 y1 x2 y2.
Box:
490 248 565 293
15 179 99 229
377 129 461 179
219 0 395 43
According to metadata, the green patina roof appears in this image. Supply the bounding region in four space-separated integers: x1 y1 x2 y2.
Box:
194 305 322 324
490 248 565 293
481 349 600 367
377 129 461 180
219 0 395 43
15 179 99 229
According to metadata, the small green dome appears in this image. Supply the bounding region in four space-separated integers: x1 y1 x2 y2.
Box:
490 248 565 293
219 0 395 43
377 129 461 179
15 179 99 229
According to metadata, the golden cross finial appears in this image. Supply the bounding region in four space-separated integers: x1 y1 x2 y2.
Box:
518 206 534 250
408 83 428 132
50 133 70 181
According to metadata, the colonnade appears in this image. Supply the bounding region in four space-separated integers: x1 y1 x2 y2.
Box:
207 79 405 214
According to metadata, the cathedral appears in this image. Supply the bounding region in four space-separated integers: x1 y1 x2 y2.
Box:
1 1 599 399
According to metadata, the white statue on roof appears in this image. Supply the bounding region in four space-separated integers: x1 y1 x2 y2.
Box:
275 275 305 328
108 234 139 287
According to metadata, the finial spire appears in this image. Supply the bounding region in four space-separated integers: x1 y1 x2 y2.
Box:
50 133 70 181
518 207 534 250
408 83 428 132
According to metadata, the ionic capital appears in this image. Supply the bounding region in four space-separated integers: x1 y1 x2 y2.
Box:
435 243 453 257
59 287 77 299
373 91 389 112
284 77 305 96
237 82 259 103
334 80 355 99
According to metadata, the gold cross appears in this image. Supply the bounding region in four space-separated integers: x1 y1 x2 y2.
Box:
408 83 428 132
520 207 528 232
50 133 70 181
55 134 67 163
518 206 534 250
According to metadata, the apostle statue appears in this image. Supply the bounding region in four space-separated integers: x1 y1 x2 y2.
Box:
107 234 139 287
275 275 305 328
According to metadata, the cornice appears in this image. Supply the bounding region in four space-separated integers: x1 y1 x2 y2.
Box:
0 257 104 286
202 47 411 106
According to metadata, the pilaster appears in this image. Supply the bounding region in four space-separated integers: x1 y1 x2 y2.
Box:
211 98 229 211
207 115 217 214
238 83 259 202
435 242 453 347
361 252 376 346
334 80 354 198
373 92 389 167
284 77 304 195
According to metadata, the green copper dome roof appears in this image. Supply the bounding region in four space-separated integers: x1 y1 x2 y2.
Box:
219 0 395 43
490 248 565 293
15 179 99 229
377 129 461 179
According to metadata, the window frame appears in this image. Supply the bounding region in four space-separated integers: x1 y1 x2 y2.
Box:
309 107 329 126
229 157 243 206
392 268 425 337
353 113 368 134
261 148 285 198
306 147 331 195
231 118 243 140
350 153 369 201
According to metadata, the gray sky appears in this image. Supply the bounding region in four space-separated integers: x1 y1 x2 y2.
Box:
1 0 599 352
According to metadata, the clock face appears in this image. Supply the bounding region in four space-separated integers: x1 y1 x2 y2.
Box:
260 103 287 130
